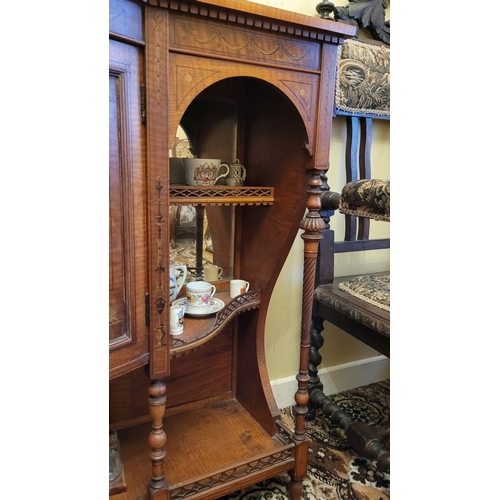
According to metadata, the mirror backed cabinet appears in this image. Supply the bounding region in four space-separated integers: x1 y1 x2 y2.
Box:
109 1 356 498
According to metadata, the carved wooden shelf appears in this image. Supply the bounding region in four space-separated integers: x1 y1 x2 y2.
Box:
171 290 260 357
169 185 274 206
111 399 295 500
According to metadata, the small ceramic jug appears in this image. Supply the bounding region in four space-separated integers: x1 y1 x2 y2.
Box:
170 261 187 303
226 159 247 187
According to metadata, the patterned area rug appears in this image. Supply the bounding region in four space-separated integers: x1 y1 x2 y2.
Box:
219 380 390 500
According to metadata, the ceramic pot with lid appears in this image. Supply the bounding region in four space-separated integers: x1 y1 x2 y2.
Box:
226 159 247 187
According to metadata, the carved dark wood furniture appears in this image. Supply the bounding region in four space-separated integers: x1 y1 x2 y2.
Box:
307 178 390 471
306 36 390 472
316 0 390 45
109 1 356 499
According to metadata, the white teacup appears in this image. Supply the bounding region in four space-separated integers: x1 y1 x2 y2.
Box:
170 304 185 335
230 279 250 298
204 264 223 282
186 281 216 312
182 158 230 186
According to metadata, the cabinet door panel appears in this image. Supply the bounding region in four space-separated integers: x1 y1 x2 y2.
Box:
109 39 149 377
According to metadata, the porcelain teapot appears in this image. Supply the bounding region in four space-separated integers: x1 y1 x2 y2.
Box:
170 261 187 303
226 159 247 187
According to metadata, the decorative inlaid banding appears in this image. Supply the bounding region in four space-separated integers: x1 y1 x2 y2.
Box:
153 174 168 357
170 15 320 71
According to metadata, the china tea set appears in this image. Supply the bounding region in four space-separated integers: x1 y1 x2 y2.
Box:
178 158 246 187
169 260 250 336
169 153 249 335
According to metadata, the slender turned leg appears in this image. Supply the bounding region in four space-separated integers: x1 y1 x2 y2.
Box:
291 169 327 498
306 313 325 420
147 379 169 500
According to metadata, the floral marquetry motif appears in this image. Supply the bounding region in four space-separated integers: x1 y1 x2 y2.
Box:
175 65 220 111
151 173 170 376
280 80 313 120
154 175 167 317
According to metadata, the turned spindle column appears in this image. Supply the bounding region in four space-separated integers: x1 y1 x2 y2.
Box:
147 379 168 499
293 169 326 440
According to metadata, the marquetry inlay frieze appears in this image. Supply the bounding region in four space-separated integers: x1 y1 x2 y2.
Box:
170 15 319 71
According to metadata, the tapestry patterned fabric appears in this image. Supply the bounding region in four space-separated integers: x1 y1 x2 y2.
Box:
338 274 390 312
339 179 390 221
335 39 390 117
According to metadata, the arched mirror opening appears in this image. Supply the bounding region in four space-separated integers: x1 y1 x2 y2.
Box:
169 76 308 285
169 121 236 284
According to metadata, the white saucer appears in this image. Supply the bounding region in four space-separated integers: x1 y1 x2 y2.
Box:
172 297 225 317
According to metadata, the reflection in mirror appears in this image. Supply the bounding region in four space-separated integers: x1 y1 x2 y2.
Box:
169 126 235 283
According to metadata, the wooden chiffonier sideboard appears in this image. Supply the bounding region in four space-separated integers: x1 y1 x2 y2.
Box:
109 1 356 498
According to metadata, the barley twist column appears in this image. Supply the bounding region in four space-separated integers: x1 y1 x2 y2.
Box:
293 168 325 441
289 169 325 499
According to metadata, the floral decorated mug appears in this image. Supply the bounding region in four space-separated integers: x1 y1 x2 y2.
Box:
186 281 216 312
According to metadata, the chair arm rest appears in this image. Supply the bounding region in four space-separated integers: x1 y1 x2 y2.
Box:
340 179 390 222
320 191 341 211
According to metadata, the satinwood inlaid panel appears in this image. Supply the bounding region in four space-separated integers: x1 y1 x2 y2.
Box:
170 13 320 71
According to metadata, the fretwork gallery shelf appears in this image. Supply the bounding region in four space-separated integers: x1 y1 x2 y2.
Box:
169 185 274 206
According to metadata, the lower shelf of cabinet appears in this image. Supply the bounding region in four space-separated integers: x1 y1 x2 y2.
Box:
111 399 296 500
